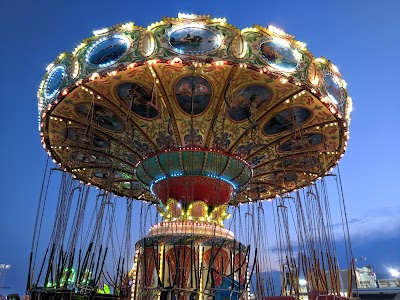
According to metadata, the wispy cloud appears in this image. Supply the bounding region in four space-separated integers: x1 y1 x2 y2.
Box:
346 206 400 239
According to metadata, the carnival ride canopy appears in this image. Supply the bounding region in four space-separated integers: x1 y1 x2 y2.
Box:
37 13 352 205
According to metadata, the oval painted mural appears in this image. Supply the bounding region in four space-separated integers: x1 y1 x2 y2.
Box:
324 73 341 105
259 40 300 71
44 66 65 99
64 128 110 148
279 133 324 152
168 26 220 54
175 76 212 115
228 85 272 122
75 103 125 132
87 35 129 67
263 107 311 135
117 82 159 119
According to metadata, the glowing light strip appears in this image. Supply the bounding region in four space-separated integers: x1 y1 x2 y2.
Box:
43 65 65 100
130 249 139 300
268 25 287 36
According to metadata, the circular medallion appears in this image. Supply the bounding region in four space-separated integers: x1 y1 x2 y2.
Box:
263 107 311 135
279 133 324 152
44 66 65 100
86 35 130 67
75 103 125 132
175 76 212 115
167 26 220 54
117 83 159 119
324 73 342 105
228 85 272 122
259 40 300 72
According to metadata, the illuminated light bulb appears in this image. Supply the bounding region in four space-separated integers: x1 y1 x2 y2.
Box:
93 27 109 36
331 64 339 73
268 25 286 36
314 57 326 64
46 63 54 71
311 77 319 85
297 41 307 50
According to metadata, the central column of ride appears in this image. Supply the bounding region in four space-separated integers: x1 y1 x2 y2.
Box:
132 148 252 300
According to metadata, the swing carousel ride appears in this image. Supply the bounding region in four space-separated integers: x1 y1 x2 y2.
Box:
29 13 354 300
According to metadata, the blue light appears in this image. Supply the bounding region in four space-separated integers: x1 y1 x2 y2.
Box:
44 66 65 100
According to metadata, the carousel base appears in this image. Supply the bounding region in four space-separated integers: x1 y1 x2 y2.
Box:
132 223 250 300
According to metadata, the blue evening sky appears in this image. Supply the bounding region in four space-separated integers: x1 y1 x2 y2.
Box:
0 0 399 295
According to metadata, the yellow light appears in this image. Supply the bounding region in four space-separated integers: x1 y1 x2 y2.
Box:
331 63 339 73
159 245 164 286
46 63 54 72
121 22 134 30
311 77 319 85
90 72 100 80
147 21 165 31
211 17 227 24
268 25 286 36
178 13 198 19
240 27 258 34
93 27 109 36
314 57 326 64
297 41 307 50
72 42 87 56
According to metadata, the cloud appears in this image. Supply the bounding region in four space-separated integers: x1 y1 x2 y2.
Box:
331 217 362 229
345 206 400 239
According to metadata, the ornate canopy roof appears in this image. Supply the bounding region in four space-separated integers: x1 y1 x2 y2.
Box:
38 14 352 204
